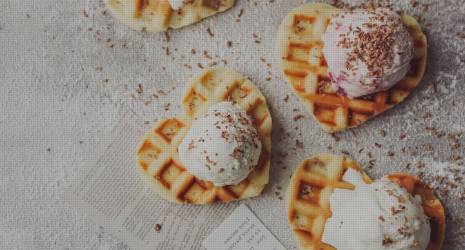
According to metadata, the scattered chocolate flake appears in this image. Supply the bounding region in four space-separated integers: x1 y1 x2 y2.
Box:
81 10 89 18
206 27 214 37
299 185 311 196
330 134 340 142
293 115 304 121
368 159 376 169
283 94 289 102
383 236 394 246
164 31 170 42
335 8 408 78
203 50 212 59
236 8 244 22
164 47 170 56
380 130 386 137
136 84 143 94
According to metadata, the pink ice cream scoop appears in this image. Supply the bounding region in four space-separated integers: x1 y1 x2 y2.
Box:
322 8 414 98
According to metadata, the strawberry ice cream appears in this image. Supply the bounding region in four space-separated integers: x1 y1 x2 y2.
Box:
322 8 414 98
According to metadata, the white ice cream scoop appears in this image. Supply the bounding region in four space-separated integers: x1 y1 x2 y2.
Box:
322 8 414 98
322 168 431 250
178 102 262 186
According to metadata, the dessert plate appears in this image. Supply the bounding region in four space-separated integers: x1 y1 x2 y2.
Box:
286 154 445 250
107 0 235 33
276 3 427 132
137 68 272 204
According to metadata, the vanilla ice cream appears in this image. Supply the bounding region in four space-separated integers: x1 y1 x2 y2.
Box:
322 168 431 250
168 0 187 10
322 8 414 98
178 102 262 186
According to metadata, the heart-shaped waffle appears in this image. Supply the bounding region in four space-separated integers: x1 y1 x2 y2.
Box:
286 154 445 250
277 3 427 132
137 68 272 204
107 0 235 33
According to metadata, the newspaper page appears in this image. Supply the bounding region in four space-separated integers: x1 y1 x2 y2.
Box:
203 204 286 250
64 111 239 250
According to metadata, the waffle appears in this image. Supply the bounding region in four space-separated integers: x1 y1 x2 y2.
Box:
106 0 235 33
137 68 272 204
286 154 445 250
387 173 446 250
277 3 427 132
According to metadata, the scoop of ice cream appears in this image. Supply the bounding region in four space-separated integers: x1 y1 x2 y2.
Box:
168 0 186 10
322 8 414 98
178 102 262 186
322 168 431 250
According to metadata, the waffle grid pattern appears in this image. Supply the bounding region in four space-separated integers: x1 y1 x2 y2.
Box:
286 154 445 250
277 3 427 132
137 68 271 204
106 0 235 32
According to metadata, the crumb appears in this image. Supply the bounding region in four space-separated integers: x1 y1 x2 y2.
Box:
136 84 143 94
293 115 304 121
236 9 244 22
206 28 214 37
284 94 289 102
80 10 89 18
164 31 170 42
380 130 386 137
330 134 340 142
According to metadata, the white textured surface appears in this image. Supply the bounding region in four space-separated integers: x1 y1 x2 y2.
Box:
1 0 464 249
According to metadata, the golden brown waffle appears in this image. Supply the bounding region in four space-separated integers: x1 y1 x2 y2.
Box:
286 154 445 250
137 68 272 204
106 0 235 33
277 3 427 133
387 173 446 250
